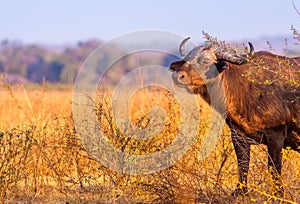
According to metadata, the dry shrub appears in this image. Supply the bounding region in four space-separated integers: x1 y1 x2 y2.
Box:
0 82 299 203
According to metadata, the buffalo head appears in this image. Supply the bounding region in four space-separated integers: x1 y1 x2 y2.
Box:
170 37 254 93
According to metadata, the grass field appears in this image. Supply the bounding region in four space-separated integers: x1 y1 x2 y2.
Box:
0 83 299 203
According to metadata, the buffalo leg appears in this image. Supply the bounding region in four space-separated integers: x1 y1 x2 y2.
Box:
266 131 285 195
231 130 250 196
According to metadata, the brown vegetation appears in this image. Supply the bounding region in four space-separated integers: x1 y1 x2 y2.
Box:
0 82 299 203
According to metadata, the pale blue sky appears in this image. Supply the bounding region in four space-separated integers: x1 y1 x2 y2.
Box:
1 0 299 45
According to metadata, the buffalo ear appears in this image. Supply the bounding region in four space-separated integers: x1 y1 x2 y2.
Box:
215 60 228 73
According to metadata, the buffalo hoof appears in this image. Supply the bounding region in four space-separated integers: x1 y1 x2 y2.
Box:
231 186 248 197
273 186 284 198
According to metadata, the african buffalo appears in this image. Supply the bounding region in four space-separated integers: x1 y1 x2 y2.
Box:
169 37 300 195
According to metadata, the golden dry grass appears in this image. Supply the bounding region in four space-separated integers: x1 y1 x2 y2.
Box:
0 84 299 203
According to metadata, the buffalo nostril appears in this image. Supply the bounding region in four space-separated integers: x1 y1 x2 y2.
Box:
179 74 185 80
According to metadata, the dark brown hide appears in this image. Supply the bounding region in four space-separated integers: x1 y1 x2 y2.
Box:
170 47 300 195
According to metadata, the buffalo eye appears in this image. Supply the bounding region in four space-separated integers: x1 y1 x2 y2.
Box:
198 57 211 64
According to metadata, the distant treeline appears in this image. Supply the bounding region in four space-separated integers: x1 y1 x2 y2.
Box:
0 39 179 84
2 36 299 85
0 39 103 84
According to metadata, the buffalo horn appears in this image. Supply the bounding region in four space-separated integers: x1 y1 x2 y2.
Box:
179 37 190 57
215 42 254 64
